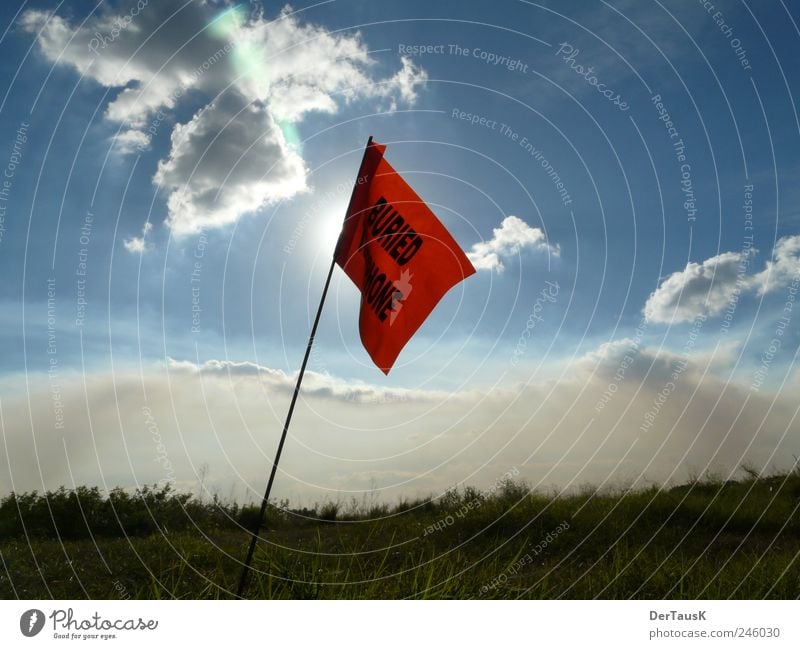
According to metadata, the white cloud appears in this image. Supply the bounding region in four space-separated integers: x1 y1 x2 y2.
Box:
114 129 151 155
21 2 427 236
752 235 800 295
154 90 307 235
3 343 797 500
122 237 146 253
123 222 154 253
644 235 800 324
467 216 559 271
643 251 752 324
166 356 444 404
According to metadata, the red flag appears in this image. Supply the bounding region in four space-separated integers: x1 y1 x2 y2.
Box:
335 138 476 374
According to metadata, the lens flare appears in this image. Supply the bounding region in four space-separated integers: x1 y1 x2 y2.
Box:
278 121 302 153
207 5 246 39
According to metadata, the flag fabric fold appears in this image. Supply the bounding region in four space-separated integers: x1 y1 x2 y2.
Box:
334 138 476 374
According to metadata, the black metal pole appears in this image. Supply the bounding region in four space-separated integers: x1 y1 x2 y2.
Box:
235 254 337 598
235 136 374 599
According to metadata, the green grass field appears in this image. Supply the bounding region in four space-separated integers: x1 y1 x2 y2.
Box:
2 469 800 599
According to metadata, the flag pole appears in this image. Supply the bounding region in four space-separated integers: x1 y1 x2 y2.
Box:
235 136 373 599
235 255 336 598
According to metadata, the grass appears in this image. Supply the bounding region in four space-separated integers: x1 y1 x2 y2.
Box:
2 469 800 599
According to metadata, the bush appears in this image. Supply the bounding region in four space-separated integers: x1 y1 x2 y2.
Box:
0 484 240 540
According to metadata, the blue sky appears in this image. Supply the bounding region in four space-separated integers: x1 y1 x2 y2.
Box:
0 0 799 502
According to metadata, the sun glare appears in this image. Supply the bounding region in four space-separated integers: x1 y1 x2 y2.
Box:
315 204 348 255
